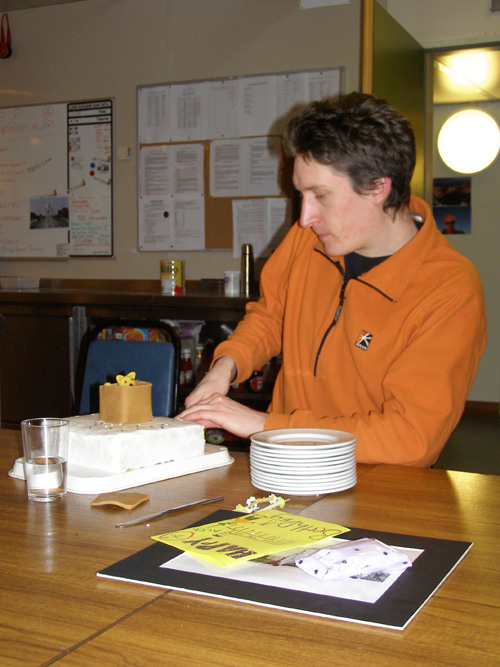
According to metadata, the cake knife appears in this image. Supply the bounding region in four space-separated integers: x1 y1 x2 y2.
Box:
115 495 224 528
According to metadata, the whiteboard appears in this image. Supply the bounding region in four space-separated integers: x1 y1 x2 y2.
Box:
0 100 114 258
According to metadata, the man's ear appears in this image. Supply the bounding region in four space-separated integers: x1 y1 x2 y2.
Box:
371 177 392 204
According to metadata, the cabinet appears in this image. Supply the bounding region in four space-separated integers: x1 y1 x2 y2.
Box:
0 279 263 429
0 311 72 425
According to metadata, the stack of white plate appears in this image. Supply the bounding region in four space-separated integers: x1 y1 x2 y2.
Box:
250 428 356 496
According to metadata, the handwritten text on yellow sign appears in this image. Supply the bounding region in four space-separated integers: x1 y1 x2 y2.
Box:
152 510 349 567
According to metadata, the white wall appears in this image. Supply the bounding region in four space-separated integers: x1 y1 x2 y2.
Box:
433 102 500 403
0 0 361 282
386 0 500 404
387 0 500 48
1 0 498 404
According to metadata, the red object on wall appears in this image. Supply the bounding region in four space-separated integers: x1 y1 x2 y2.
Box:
0 14 12 59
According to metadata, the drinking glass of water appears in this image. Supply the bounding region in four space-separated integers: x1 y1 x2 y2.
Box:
21 418 69 502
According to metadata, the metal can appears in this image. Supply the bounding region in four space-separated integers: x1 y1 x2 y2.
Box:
160 260 185 295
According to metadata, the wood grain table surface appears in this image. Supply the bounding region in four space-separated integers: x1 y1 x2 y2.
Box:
1 428 498 666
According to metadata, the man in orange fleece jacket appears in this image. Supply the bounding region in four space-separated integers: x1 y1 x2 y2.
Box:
178 93 486 466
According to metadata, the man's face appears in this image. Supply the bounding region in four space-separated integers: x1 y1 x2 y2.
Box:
443 218 456 233
293 155 386 257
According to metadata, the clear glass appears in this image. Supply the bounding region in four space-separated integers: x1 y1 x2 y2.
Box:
21 418 69 502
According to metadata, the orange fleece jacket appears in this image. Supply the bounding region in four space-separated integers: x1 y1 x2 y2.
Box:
214 197 486 466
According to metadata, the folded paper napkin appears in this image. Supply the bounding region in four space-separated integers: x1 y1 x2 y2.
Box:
294 538 412 581
91 492 149 510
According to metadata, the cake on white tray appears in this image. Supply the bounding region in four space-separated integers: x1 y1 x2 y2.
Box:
68 414 206 474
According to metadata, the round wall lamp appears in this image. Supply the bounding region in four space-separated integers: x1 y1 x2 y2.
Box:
437 108 500 174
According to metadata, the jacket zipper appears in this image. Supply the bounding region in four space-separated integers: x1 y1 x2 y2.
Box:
312 252 394 377
314 280 346 376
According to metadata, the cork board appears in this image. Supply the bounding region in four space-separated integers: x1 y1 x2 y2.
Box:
137 67 344 251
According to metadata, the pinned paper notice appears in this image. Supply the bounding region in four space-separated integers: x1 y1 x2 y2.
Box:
152 510 349 567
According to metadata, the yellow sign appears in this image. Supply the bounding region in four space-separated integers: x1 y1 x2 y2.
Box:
152 510 349 567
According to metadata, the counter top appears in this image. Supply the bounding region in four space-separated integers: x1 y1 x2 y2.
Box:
0 278 259 322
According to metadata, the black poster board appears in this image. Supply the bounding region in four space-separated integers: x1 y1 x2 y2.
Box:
98 510 472 630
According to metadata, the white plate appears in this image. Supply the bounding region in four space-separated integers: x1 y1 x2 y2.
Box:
250 470 357 488
250 442 355 461
251 442 356 456
250 470 356 487
9 445 233 495
250 474 357 496
250 428 356 450
251 468 356 484
250 451 356 468
250 461 355 478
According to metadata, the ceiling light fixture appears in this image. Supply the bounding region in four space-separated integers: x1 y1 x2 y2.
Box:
436 61 483 93
437 108 500 173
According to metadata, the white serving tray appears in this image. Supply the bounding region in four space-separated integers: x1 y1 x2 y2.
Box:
9 444 233 494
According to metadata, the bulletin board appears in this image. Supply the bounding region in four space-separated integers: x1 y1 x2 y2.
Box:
137 67 344 256
0 99 114 259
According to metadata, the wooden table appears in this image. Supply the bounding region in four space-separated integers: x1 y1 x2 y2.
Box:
1 429 498 666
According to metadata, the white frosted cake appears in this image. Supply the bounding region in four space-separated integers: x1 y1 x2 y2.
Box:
68 414 206 474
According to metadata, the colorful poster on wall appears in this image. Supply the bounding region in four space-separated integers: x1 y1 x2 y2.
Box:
68 100 114 255
432 177 471 235
0 99 114 258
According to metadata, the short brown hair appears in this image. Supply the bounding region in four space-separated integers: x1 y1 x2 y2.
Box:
284 92 416 214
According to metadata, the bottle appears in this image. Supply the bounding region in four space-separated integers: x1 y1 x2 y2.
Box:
240 243 254 297
247 368 264 393
180 348 194 386
194 344 205 383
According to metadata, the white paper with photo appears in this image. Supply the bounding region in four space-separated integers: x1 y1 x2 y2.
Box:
161 538 423 605
138 196 173 251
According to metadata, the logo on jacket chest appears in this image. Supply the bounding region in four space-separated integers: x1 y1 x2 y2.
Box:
355 330 373 351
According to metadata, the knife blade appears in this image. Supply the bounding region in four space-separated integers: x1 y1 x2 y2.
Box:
115 495 224 528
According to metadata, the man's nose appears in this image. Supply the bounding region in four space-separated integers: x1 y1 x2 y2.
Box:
298 198 316 228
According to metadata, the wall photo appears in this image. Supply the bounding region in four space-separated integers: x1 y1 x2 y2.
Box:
432 177 471 235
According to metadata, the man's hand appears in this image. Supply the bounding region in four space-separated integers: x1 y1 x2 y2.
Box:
183 355 236 408
177 392 267 439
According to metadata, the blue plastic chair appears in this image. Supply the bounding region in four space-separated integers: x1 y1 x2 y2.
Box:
76 320 180 418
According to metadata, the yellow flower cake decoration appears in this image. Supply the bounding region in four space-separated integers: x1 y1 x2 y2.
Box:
104 371 136 386
116 371 136 386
